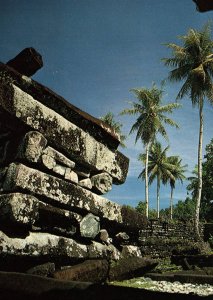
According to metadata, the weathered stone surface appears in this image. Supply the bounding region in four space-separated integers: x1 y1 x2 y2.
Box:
0 230 88 260
98 229 109 244
121 245 142 258
64 168 78 184
52 164 66 176
6 47 43 77
74 165 91 178
78 178 92 189
108 257 158 281
80 213 100 239
26 262 55 277
2 163 123 223
0 193 39 226
17 131 47 162
91 172 112 195
87 242 120 261
0 62 121 150
41 154 56 169
88 241 110 259
0 83 129 183
43 146 75 169
0 193 83 238
53 259 109 283
115 232 130 244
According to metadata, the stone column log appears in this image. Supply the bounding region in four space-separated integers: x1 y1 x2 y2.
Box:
0 193 39 226
53 259 109 283
6 47 43 77
17 131 47 162
0 83 129 184
2 163 123 223
0 193 83 237
0 230 88 260
91 172 112 195
79 213 100 239
0 62 120 150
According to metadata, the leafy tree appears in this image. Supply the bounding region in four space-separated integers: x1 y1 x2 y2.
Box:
135 201 157 219
100 112 126 148
187 139 213 221
172 198 196 221
138 141 174 218
121 84 180 217
165 156 187 220
163 23 213 238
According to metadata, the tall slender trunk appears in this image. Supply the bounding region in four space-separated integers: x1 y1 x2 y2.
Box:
145 142 150 218
170 187 174 220
195 98 203 239
157 175 160 218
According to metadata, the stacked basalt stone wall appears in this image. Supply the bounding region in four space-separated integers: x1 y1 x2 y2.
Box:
139 220 204 258
0 49 147 276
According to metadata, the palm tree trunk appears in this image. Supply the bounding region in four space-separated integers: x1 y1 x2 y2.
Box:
195 98 203 239
170 187 174 220
145 142 150 218
157 175 160 218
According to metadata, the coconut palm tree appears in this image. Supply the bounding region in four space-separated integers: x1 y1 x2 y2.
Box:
165 156 187 220
100 112 126 148
138 141 175 218
121 83 180 218
162 23 213 237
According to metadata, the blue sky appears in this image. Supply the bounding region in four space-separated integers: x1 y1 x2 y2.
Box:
0 0 212 210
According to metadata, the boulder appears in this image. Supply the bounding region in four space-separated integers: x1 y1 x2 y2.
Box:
91 172 112 195
121 245 142 258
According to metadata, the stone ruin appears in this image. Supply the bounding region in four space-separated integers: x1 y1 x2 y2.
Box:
0 48 150 282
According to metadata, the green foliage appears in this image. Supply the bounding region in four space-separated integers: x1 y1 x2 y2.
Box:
171 197 196 221
135 201 157 219
100 112 126 148
163 23 213 104
187 139 213 221
121 83 181 146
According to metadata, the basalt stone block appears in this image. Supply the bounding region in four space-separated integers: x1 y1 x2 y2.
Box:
0 62 121 150
0 192 81 239
121 245 142 258
43 146 75 169
0 83 129 184
0 230 88 260
2 163 123 223
6 47 43 77
53 259 109 283
17 131 47 162
91 173 112 195
80 213 100 239
26 262 55 277
108 257 158 281
0 193 39 226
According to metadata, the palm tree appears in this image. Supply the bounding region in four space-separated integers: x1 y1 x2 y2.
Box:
100 112 126 148
121 83 180 218
165 156 187 220
138 141 175 218
162 23 213 238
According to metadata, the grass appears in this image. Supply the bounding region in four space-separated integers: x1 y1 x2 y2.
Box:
109 277 155 289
